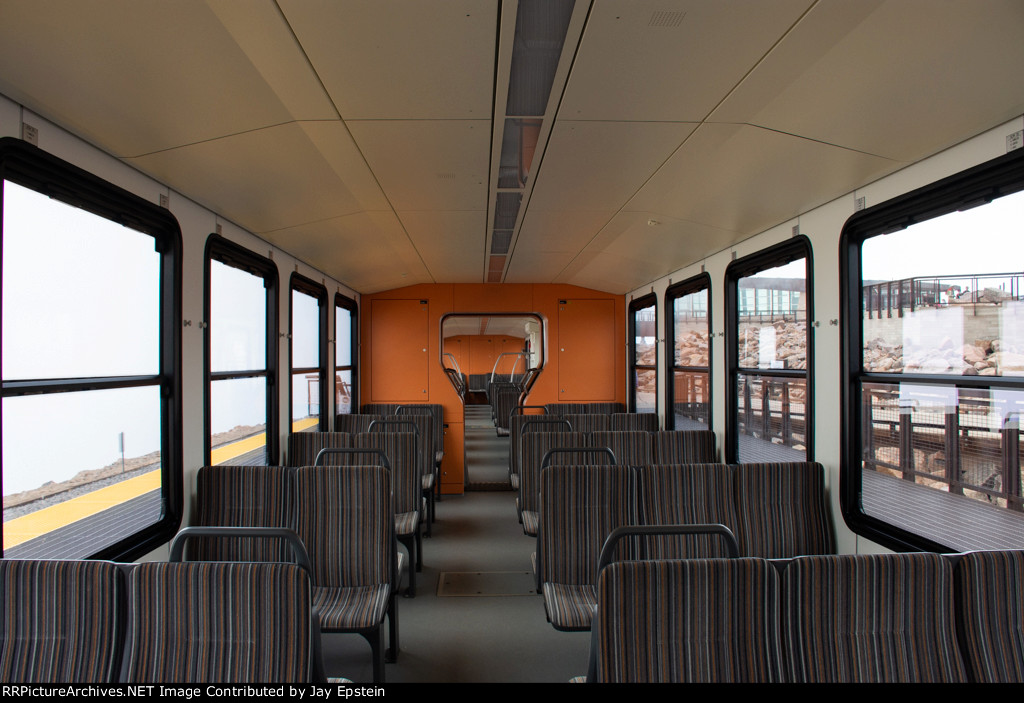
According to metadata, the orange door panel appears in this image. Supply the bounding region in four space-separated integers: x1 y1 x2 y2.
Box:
370 299 429 402
558 299 616 401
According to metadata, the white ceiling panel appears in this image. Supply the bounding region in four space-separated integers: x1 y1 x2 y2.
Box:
503 250 581 285
626 123 901 236
347 120 491 212
528 121 697 211
559 0 814 122
298 121 391 212
279 0 497 120
511 209 617 259
128 123 368 234
712 0 1024 161
0 0 331 157
397 211 488 283
263 211 431 293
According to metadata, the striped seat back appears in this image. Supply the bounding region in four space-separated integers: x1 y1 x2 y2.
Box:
374 415 432 482
734 462 835 558
591 431 651 468
287 431 351 467
636 464 738 559
194 465 296 562
953 549 1024 683
124 562 312 682
782 553 967 683
563 413 610 434
611 412 660 432
538 465 635 586
652 430 717 464
520 431 589 514
335 413 379 434
593 558 784 683
356 431 419 515
294 465 392 588
361 403 400 416
511 415 566 477
0 559 125 682
397 404 444 462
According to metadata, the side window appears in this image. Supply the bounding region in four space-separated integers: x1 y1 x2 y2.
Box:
205 236 278 466
629 294 658 414
842 149 1024 552
666 275 711 430
290 275 327 433
334 294 357 421
0 139 181 560
726 237 812 464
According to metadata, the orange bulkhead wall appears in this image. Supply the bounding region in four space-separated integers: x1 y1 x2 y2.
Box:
359 283 627 494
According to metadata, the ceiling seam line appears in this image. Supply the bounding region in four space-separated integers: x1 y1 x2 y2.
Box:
272 0 436 284
549 0 824 283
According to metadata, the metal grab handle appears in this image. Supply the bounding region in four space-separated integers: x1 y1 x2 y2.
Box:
169 526 313 574
314 447 390 468
521 418 572 433
540 446 616 469
598 524 740 572
367 419 419 438
511 404 548 416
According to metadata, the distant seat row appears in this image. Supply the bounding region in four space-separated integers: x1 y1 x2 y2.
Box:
513 429 717 535
582 548 1024 683
536 462 835 632
0 531 329 683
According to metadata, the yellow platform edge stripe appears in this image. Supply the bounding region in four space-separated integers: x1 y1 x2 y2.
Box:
3 416 322 550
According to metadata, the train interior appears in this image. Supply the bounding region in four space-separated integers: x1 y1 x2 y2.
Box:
1 0 1023 684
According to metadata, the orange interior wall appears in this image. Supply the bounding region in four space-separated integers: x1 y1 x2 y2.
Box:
359 284 626 494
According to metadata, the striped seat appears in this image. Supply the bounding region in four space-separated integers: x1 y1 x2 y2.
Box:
519 431 589 536
335 413 380 434
591 430 651 468
610 412 660 431
782 553 967 683
295 465 397 683
537 465 635 631
588 558 784 683
510 415 568 493
357 431 422 593
0 559 125 682
287 431 352 467
734 462 835 558
636 464 738 559
562 413 610 434
194 465 296 562
375 414 436 533
123 561 315 682
952 549 1024 682
651 429 717 464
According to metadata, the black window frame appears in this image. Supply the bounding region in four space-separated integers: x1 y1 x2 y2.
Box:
333 292 358 422
289 273 328 432
665 273 712 430
725 235 814 464
628 293 658 414
204 234 279 466
0 137 182 561
840 147 1024 553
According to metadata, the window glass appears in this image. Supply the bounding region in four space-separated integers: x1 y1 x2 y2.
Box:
290 280 324 431
630 296 657 414
1 146 178 562
852 186 1024 550
669 283 710 429
729 242 811 464
210 259 265 373
335 299 355 417
3 181 158 379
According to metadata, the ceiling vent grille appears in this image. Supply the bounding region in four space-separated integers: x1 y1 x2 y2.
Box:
648 11 686 28
506 0 575 116
491 230 513 255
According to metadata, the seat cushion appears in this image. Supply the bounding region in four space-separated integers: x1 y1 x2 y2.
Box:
543 582 598 632
313 585 391 631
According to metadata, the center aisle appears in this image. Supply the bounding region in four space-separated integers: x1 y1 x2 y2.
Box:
321 404 591 684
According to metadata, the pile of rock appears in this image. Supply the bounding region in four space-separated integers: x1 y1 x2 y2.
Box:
737 321 807 370
864 336 1024 376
